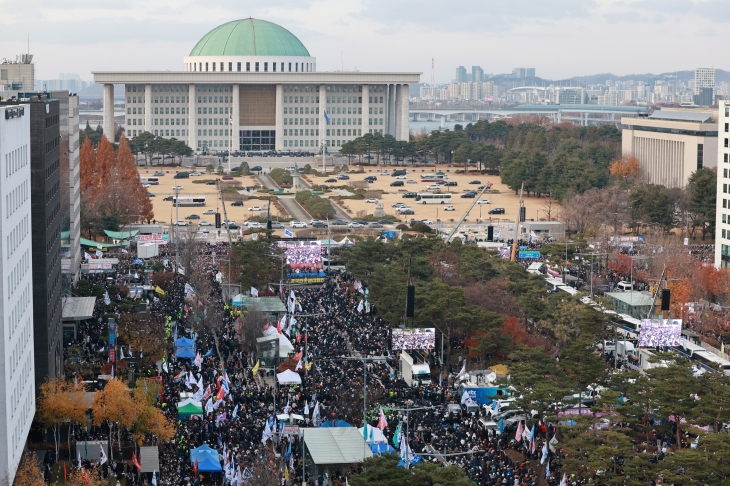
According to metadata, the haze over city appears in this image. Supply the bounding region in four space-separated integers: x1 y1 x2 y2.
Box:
2 0 729 81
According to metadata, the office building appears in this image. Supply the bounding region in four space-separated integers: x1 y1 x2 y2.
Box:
0 97 65 391
471 66 484 83
695 68 715 99
622 109 718 189
512 68 535 79
694 87 714 107
93 19 419 152
554 87 585 105
0 104 36 484
0 55 34 91
455 66 467 83
716 101 730 268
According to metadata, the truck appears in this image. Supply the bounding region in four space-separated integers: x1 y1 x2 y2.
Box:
458 384 509 405
137 243 158 259
400 351 431 387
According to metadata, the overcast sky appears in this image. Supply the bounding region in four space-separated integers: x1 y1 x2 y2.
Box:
1 0 727 83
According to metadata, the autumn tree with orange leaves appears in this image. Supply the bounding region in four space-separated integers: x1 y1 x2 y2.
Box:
79 134 153 237
609 155 641 185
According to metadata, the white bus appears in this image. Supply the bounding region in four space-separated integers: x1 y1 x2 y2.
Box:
172 196 206 207
415 193 452 204
140 177 160 185
420 174 448 182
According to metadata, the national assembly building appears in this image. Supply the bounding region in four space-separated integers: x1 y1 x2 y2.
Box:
93 18 420 153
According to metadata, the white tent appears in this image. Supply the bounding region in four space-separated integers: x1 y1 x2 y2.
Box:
357 426 387 444
279 333 295 357
277 369 302 385
177 398 202 408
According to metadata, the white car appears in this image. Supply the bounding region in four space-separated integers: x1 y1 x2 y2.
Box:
379 171 390 176
365 198 378 203
190 172 202 176
199 221 213 226
309 219 324 225
142 183 151 188
290 221 308 228
173 185 184 190
444 205 456 211
347 222 365 228
477 199 491 204
249 206 263 211
406 179 417 184
392 202 407 208
203 209 216 214
426 184 441 190
244 221 263 228
420 220 434 225
396 175 407 179
175 220 189 226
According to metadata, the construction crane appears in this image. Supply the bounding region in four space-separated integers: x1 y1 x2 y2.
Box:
445 182 493 243
510 182 525 262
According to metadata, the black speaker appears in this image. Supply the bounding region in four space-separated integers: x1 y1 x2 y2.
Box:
406 285 415 317
661 289 671 311
215 213 221 228
519 207 526 223
267 220 272 230
487 225 494 241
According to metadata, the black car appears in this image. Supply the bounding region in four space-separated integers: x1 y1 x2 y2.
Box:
331 220 347 226
364 176 377 182
488 208 505 214
312 221 328 228
325 178 338 183
391 170 407 177
369 223 384 228
147 192 156 197
402 192 417 198
354 220 368 225
206 180 217 185
390 181 404 187
250 166 263 171
163 195 174 201
468 180 481 185
444 181 458 187
337 175 350 180
225 223 240 230
461 192 477 198
377 220 393 225
399 209 414 215
231 200 244 207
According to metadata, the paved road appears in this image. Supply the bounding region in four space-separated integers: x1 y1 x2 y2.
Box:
254 173 352 223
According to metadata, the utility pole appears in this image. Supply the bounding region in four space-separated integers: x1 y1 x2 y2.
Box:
217 180 234 299
175 186 179 274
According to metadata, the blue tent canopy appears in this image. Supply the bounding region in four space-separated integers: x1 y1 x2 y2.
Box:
371 443 396 455
176 346 196 359
175 337 195 347
320 420 352 428
190 444 223 472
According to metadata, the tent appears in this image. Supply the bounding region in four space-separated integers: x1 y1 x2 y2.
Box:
231 294 246 306
276 369 302 385
190 444 222 472
358 426 386 444
370 442 396 455
175 337 195 360
177 399 203 418
278 334 294 358
320 420 352 428
174 337 194 347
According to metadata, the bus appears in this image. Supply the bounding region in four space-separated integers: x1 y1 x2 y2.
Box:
415 193 452 204
420 174 447 182
171 196 206 207
140 177 159 185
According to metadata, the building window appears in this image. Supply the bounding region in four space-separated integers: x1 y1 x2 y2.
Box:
229 62 232 72
264 62 268 72
273 63 276 72
289 63 292 72
697 144 704 170
281 62 284 72
205 63 209 72
255 62 259 72
237 62 241 72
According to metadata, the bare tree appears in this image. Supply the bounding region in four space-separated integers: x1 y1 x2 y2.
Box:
177 225 202 278
541 197 558 221
238 306 267 352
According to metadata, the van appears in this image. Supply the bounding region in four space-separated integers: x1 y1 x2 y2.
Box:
391 170 407 177
616 281 633 291
174 171 190 179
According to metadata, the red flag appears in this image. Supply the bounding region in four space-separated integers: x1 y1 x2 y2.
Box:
216 386 225 401
81 470 91 486
294 351 303 361
277 318 282 334
194 458 199 475
132 453 142 472
297 331 301 343
63 462 67 481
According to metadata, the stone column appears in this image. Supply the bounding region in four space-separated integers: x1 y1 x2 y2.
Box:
274 84 283 151
188 84 197 150
319 84 327 157
400 84 410 142
232 84 240 151
395 84 403 140
387 84 397 137
103 84 114 142
361 85 369 136
144 84 152 133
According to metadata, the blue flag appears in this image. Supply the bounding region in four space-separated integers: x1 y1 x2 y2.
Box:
285 442 291 463
284 229 293 238
204 347 214 358
499 418 504 435
323 110 330 124
243 468 253 480
232 404 239 420
134 258 144 265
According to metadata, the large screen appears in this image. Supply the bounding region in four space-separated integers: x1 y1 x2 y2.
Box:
392 328 436 350
639 319 682 347
277 241 324 270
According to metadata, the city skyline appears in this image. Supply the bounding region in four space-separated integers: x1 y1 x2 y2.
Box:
1 0 729 83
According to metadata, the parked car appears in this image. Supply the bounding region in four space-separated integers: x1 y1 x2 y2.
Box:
270 222 285 229
243 221 262 228
347 222 365 228
444 181 458 187
364 176 377 182
163 196 174 201
154 171 165 176
395 175 407 179
468 180 481 184
231 200 244 207
325 178 338 183
203 209 216 214
330 220 347 226
406 179 417 184
222 176 233 180
392 202 408 208
402 192 417 198
488 208 506 214
175 220 189 226
390 181 404 187
199 221 213 226
476 199 491 204
250 166 263 171
206 180 217 185
312 221 328 228
444 205 455 211
369 223 384 228
426 184 441 190
379 171 390 176
461 192 477 198
366 198 378 203
377 220 393 225
173 185 184 190
185 214 200 220
190 172 202 176
290 221 308 228
223 223 240 230
249 206 264 211
337 174 350 180
174 172 189 179
142 183 151 188
147 192 156 197
397 208 415 215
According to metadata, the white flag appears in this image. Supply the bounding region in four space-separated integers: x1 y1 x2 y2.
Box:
205 398 214 414
357 300 364 313
303 402 310 418
250 287 259 297
103 291 111 306
295 359 303 371
152 471 157 486
99 444 107 465
541 441 548 464
456 361 467 378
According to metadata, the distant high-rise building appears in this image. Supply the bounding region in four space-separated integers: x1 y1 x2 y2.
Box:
471 66 484 83
0 103 36 484
455 66 467 83
525 68 535 78
0 54 34 91
695 68 715 99
694 87 714 107
512 68 535 79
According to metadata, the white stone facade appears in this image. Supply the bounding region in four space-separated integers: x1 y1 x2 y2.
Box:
0 104 36 484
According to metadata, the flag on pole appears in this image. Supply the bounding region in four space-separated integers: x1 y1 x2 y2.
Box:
251 360 260 376
284 229 294 238
541 441 548 464
392 422 402 447
152 470 158 486
323 110 331 124
99 444 107 465
250 287 259 297
559 473 567 486
515 421 524 442
456 361 467 378
377 407 388 430
77 449 82 469
232 404 239 420
132 453 143 472
303 401 310 419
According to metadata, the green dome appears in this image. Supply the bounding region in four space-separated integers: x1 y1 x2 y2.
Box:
190 19 310 57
